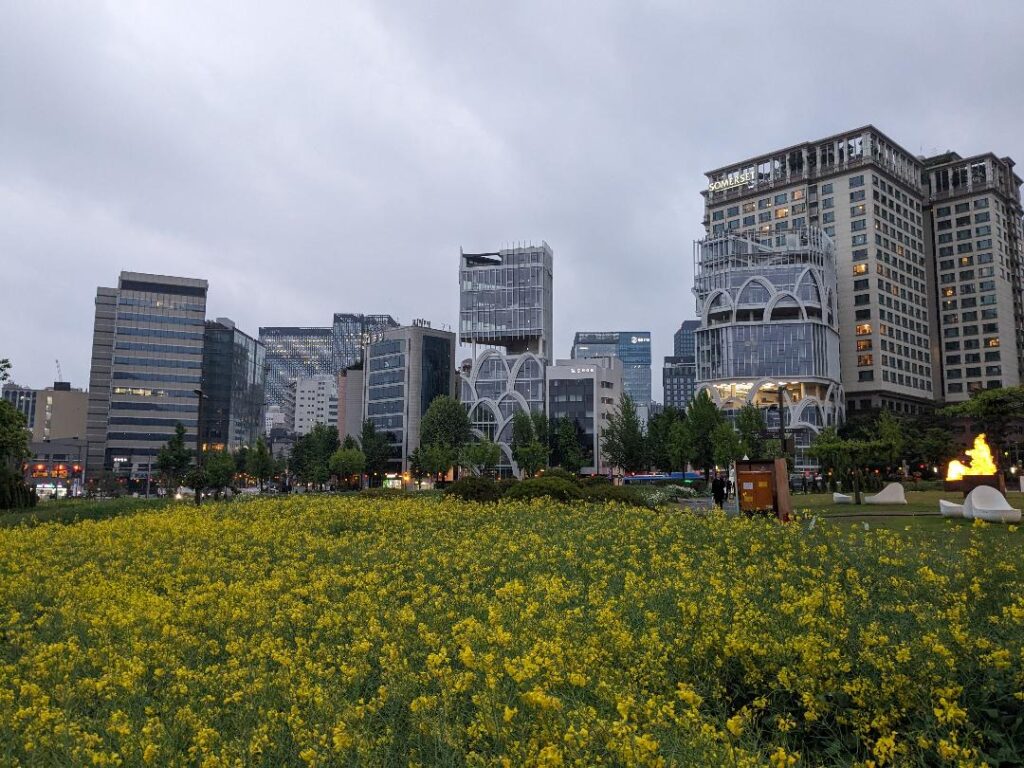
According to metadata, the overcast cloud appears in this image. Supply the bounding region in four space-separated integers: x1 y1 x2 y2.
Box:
3 1 1023 399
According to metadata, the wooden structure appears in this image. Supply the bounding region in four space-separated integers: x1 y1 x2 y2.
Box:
735 458 792 521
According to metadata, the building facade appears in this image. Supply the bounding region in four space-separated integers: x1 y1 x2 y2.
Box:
86 272 208 482
259 314 399 414
662 356 696 411
459 243 554 475
258 327 334 412
922 152 1024 401
693 229 844 470
337 368 365 443
291 375 338 436
702 125 1024 415
703 127 933 415
332 313 400 373
200 318 266 452
362 321 456 475
674 320 700 358
571 331 652 406
546 357 623 475
2 381 87 442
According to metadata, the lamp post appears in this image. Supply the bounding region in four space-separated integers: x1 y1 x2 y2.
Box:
193 388 208 505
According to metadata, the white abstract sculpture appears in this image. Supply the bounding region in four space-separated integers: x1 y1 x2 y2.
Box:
939 499 964 518
833 492 853 504
963 485 1021 524
864 482 907 505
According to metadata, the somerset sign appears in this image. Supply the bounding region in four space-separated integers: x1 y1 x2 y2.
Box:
708 170 755 192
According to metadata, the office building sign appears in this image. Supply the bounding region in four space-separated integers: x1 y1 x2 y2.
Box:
708 170 755 192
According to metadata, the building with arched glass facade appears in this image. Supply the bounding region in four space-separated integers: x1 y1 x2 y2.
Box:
692 228 844 470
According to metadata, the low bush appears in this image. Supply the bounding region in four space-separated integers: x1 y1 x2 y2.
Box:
538 467 578 483
581 484 645 507
444 476 502 503
502 477 582 502
578 475 612 488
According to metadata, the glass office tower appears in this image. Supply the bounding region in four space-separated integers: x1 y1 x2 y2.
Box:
201 319 266 452
258 327 334 411
571 331 652 405
86 272 208 482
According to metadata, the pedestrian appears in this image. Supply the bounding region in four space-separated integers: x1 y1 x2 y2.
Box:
711 473 726 508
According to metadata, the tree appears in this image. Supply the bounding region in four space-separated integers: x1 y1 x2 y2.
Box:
809 428 885 504
246 437 274 490
360 420 391 485
0 359 11 383
155 422 192 493
684 390 724 476
600 394 647 473
204 450 237 499
291 423 340 490
943 386 1024 458
530 411 550 455
413 443 456 482
666 420 690 472
511 410 548 477
460 439 502 477
711 422 743 469
330 447 366 489
0 390 34 510
554 417 585 474
735 404 767 459
420 395 472 479
876 409 906 473
184 466 209 506
647 407 685 472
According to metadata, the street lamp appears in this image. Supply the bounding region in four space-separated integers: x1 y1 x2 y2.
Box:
193 388 208 467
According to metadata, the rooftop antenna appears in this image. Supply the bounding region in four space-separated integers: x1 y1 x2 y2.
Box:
55 359 63 381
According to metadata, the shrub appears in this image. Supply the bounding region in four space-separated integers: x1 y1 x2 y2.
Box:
578 475 612 488
538 467 578 484
581 484 645 506
502 477 582 502
444 476 502 503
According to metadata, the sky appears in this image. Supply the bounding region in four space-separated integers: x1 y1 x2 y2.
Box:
3 1 1023 400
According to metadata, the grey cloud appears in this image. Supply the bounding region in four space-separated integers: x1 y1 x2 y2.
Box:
2 0 1022 399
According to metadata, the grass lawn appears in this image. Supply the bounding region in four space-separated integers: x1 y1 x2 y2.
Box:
0 496 176 528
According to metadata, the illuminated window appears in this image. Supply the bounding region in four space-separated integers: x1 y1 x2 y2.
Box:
775 207 789 219
942 287 956 297
856 339 872 351
986 337 1000 348
858 354 873 367
853 263 868 275
856 324 872 336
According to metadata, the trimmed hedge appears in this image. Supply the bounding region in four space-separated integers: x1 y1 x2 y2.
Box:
581 484 646 507
502 477 582 502
444 476 502 503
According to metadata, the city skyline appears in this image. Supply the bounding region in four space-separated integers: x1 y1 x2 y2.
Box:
4 2 1024 402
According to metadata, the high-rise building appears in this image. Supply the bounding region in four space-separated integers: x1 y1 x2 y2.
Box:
291 375 338 436
459 243 554 475
363 321 456 476
692 229 843 470
922 152 1024 401
703 127 933 415
674 320 700 358
662 357 696 411
259 314 399 413
87 272 208 481
3 381 87 441
337 368 364 443
2 384 37 431
546 357 623 475
663 319 700 410
702 126 1024 414
200 318 266 452
258 327 334 411
333 313 400 372
571 331 652 405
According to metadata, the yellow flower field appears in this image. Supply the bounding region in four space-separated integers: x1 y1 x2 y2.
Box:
1 497 1022 766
